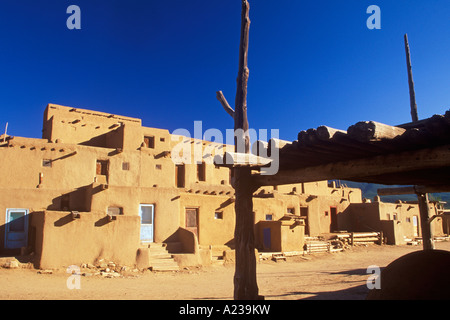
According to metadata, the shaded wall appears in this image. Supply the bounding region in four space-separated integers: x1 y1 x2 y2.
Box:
32 211 140 269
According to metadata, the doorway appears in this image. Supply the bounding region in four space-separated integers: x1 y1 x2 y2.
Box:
300 206 309 236
413 215 419 237
139 204 154 243
185 208 199 240
5 209 29 249
330 206 338 232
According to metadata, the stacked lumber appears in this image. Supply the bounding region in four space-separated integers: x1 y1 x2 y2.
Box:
334 232 382 246
303 241 330 254
303 239 345 254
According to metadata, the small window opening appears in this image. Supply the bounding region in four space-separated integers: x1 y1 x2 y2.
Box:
215 211 223 220
96 160 108 176
122 162 130 171
144 136 155 149
108 207 123 216
197 162 206 181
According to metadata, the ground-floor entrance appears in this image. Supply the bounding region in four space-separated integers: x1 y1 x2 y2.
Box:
139 204 154 243
4 209 29 249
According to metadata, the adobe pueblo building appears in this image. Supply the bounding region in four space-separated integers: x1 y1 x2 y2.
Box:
0 104 445 269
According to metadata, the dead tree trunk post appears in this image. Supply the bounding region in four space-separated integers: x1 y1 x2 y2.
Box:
404 33 434 250
404 34 419 123
216 0 260 300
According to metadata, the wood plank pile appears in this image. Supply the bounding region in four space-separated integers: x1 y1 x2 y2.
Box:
303 240 344 254
334 232 382 246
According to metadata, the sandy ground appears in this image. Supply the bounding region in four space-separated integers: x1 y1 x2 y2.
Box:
1 242 449 300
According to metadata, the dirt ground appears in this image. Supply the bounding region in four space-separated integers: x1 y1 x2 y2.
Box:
1 241 449 300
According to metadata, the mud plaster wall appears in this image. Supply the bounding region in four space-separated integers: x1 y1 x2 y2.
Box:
32 211 140 269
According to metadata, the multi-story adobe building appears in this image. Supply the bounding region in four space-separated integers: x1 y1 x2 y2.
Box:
0 104 444 269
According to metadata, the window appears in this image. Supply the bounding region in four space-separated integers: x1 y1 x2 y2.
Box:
144 136 155 149
175 164 185 188
386 213 391 220
406 217 411 223
325 211 329 216
197 162 206 181
108 207 123 216
42 159 52 167
287 207 295 214
215 211 223 220
156 164 162 170
122 162 130 171
160 137 165 142
265 214 273 221
96 160 108 176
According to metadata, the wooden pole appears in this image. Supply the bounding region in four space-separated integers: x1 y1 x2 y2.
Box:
404 34 435 250
404 34 419 123
416 192 435 250
217 0 260 300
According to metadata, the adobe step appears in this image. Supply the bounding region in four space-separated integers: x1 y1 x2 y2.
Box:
142 242 180 272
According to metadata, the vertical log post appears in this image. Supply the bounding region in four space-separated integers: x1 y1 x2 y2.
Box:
216 0 260 300
405 34 434 250
232 0 260 300
416 192 435 250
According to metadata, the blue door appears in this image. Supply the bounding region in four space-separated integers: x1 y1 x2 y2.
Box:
5 209 29 249
263 228 271 250
139 204 154 243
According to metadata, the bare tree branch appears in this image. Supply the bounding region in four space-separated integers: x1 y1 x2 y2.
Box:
216 91 235 119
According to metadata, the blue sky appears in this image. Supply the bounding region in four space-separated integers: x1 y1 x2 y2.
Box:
0 0 449 142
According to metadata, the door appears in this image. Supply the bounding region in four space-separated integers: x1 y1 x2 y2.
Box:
300 206 309 236
185 208 199 239
330 207 338 232
263 228 271 250
139 204 154 243
413 215 419 237
5 209 29 249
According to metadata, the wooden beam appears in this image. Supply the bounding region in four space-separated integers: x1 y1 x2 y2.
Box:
347 121 406 142
316 126 346 141
254 144 450 186
214 152 272 168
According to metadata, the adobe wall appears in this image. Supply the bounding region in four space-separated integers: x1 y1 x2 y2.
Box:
32 211 140 269
179 193 235 247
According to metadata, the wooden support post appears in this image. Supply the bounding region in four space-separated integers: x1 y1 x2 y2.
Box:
416 192 435 250
217 0 260 300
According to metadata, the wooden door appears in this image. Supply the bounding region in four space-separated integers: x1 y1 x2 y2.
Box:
185 208 199 239
330 207 338 232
